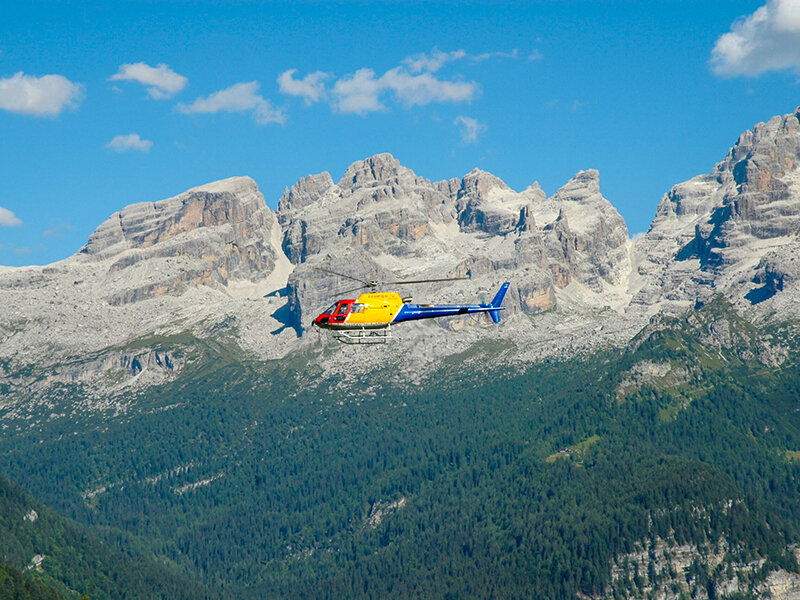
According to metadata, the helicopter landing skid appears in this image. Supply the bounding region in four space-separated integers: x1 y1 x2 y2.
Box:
333 326 392 344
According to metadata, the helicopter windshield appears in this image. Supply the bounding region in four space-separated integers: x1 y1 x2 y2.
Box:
324 304 337 315
335 303 350 315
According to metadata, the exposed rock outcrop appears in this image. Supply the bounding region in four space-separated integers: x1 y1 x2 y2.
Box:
81 177 282 305
277 155 630 330
3 106 800 390
0 176 294 389
631 107 800 318
599 537 800 600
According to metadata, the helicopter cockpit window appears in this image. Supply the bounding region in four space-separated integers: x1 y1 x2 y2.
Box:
335 303 350 315
324 304 337 315
350 303 366 313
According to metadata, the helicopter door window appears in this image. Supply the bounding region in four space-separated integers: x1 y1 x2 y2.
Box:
335 303 350 315
350 304 365 313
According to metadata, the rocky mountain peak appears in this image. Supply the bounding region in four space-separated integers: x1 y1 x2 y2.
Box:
459 168 512 201
523 181 546 199
81 176 264 257
190 176 260 197
337 153 414 190
716 108 800 195
632 106 800 318
277 154 451 267
685 108 800 256
456 170 520 234
76 175 284 306
542 169 623 234
553 169 601 200
276 172 335 224
534 169 630 289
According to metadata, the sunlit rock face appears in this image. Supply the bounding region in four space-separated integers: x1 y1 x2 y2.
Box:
277 153 630 330
0 176 292 390
632 107 800 316
6 106 800 390
80 177 281 305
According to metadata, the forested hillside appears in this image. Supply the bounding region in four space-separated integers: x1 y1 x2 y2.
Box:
2 299 800 598
0 561 64 600
0 472 215 599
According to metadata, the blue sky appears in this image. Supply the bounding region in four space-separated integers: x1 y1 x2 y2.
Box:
1 0 799 266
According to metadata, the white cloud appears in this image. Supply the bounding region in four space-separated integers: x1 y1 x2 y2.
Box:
0 206 22 227
385 68 477 106
178 81 286 124
403 48 467 73
332 67 478 115
13 246 30 255
284 48 521 116
277 69 329 104
528 49 544 61
0 72 83 117
571 99 588 112
42 222 74 239
402 48 521 72
454 115 486 143
472 49 520 62
109 62 187 99
331 69 386 113
712 0 800 76
106 133 153 153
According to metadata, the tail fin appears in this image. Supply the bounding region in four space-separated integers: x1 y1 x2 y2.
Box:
488 282 510 324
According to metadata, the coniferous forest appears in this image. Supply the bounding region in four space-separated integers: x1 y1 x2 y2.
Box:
2 301 800 598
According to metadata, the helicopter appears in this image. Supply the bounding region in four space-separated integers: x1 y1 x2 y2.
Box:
311 267 510 344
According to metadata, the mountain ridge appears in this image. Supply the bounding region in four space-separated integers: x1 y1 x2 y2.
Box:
2 106 800 393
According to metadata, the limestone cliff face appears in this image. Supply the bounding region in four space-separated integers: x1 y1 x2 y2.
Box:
598 537 800 600
686 110 800 264
0 176 294 389
6 105 800 389
719 110 800 230
277 172 335 222
80 177 281 305
276 154 630 331
631 107 800 317
537 170 630 290
278 153 457 268
456 169 520 235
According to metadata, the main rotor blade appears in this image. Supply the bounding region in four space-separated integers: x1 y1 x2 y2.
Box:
313 266 371 286
383 276 472 286
333 284 368 297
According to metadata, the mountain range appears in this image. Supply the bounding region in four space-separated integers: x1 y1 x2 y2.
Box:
3 107 800 599
4 107 800 397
